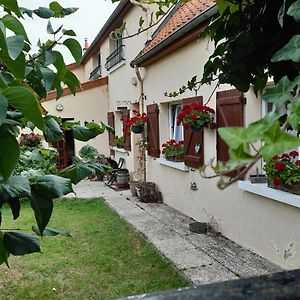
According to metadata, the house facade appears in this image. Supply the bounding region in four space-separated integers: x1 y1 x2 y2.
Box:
44 0 300 269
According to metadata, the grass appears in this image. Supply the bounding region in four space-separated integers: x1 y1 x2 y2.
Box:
0 198 190 300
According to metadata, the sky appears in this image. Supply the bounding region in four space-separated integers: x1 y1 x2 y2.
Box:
18 0 118 63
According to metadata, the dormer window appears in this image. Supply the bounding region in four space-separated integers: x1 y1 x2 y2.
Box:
89 53 101 80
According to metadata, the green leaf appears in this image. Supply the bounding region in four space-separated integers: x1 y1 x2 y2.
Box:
2 14 29 42
287 0 300 22
44 50 56 66
0 231 9 266
0 0 21 17
64 70 80 95
62 29 76 36
262 76 293 109
53 51 67 80
79 145 100 160
0 175 30 199
3 232 40 256
0 128 19 181
0 95 7 125
32 226 71 237
19 7 33 18
1 51 25 79
63 38 82 64
2 87 44 130
287 97 300 130
7 198 20 220
44 117 63 142
33 7 54 19
6 36 24 60
277 0 286 27
271 35 300 63
227 145 256 169
46 21 54 34
72 124 102 142
59 163 94 184
40 66 56 91
260 122 300 160
61 7 78 17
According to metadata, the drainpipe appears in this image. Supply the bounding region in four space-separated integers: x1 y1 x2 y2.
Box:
135 66 147 182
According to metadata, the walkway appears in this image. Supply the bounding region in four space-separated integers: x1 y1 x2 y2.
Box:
67 180 282 285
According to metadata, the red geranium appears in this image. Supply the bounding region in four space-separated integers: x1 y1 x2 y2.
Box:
274 161 285 171
19 132 42 148
281 153 289 159
289 150 299 157
124 110 147 133
273 177 281 186
177 102 215 129
161 139 184 160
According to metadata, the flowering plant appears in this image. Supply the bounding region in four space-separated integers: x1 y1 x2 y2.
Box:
112 136 124 148
124 110 147 133
19 132 42 148
264 151 300 186
177 103 215 129
162 139 184 160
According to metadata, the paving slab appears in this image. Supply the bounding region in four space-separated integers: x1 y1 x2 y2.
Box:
66 180 283 285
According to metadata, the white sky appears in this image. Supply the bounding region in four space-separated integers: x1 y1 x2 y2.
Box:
18 0 118 63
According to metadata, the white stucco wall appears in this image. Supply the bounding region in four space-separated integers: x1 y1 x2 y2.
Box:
43 84 110 157
141 36 300 269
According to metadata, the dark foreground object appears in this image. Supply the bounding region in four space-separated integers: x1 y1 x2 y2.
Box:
118 269 300 300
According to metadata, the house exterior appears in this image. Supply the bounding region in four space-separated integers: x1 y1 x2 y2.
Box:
44 0 300 269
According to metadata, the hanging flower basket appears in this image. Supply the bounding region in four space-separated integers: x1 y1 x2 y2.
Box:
190 125 203 132
166 154 184 162
131 125 144 134
124 110 147 134
177 102 215 131
264 151 300 195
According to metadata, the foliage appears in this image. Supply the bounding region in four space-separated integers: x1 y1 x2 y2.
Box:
177 103 215 129
162 139 184 159
195 0 300 188
59 145 112 184
0 0 108 264
112 135 124 148
0 199 189 299
19 132 42 148
13 147 58 176
264 151 300 186
124 110 147 133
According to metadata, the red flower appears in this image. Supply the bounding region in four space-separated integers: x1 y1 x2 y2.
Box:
289 150 299 157
162 143 166 147
296 160 300 166
28 137 33 142
272 155 279 160
281 153 289 159
273 177 281 186
183 123 189 129
274 161 286 171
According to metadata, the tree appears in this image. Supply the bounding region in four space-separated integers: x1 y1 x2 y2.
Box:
0 1 109 266
198 0 300 187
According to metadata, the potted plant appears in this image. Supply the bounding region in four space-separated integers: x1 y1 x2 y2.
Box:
19 132 42 148
162 139 184 162
264 151 300 195
177 103 215 131
124 110 147 134
112 136 124 148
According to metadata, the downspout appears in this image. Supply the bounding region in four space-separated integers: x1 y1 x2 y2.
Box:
135 66 147 182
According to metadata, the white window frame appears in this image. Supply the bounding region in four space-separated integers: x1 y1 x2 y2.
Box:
168 103 183 141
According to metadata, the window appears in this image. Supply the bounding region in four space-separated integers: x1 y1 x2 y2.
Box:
105 33 125 71
169 103 183 141
89 53 101 80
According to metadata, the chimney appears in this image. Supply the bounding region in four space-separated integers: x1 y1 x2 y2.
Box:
83 38 89 52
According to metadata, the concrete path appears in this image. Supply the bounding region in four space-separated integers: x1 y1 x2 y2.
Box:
67 180 282 285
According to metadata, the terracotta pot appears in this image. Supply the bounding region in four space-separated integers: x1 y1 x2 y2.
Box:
131 125 144 134
268 181 300 195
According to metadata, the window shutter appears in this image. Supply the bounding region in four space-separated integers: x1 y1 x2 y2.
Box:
121 109 131 151
183 96 204 168
216 89 244 177
147 103 160 158
107 112 115 146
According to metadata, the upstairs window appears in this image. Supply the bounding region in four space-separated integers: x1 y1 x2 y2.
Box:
89 53 101 80
105 32 125 71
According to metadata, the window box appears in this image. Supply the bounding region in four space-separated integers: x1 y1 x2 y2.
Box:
156 158 189 172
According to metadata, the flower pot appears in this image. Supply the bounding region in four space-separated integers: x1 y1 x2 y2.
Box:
131 125 144 134
268 181 300 195
190 125 204 132
166 154 184 162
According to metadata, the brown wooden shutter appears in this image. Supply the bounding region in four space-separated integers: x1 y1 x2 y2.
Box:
147 103 160 158
107 112 115 146
121 109 131 151
216 89 244 177
183 96 204 168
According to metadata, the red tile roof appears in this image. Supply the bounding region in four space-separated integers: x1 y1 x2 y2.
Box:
134 0 215 62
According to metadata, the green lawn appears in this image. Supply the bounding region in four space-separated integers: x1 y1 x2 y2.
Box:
0 198 190 300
